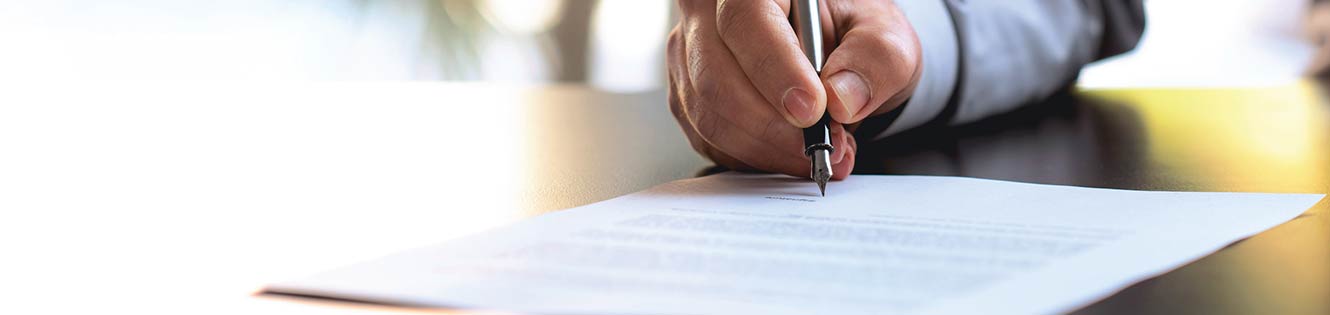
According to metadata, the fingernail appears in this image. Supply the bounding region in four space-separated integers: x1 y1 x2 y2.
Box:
829 71 870 118
781 87 816 125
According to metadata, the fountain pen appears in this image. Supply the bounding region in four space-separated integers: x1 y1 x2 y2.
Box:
791 0 833 196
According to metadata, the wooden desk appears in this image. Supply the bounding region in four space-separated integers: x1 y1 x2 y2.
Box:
2 82 1325 314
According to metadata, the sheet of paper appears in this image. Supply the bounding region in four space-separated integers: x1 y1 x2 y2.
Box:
266 173 1324 315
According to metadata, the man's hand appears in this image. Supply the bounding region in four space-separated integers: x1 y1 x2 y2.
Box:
1309 1 1330 77
667 0 921 179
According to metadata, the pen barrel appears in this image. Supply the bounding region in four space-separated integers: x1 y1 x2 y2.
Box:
803 113 834 156
790 0 824 73
793 0 832 158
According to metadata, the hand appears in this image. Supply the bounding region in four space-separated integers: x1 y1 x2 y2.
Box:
1309 1 1330 77
667 0 921 179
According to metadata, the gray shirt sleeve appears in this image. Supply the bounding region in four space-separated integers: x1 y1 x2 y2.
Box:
866 0 1145 139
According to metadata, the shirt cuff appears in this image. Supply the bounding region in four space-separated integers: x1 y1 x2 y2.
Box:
872 0 959 140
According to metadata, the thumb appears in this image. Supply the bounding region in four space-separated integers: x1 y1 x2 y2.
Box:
821 0 921 125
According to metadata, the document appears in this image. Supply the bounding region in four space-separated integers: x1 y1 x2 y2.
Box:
266 173 1324 315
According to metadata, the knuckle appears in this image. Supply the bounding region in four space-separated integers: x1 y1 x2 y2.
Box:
880 32 919 75
668 84 685 120
666 26 686 70
693 108 725 144
670 87 715 161
688 61 727 106
713 1 755 40
667 24 683 53
693 76 722 105
858 30 918 89
683 124 718 164
677 83 712 134
896 35 923 73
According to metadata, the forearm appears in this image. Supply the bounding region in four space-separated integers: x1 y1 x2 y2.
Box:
858 0 1145 140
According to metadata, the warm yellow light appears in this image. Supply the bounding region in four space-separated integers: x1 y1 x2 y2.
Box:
1085 83 1329 193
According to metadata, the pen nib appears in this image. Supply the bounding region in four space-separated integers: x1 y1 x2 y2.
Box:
810 149 832 196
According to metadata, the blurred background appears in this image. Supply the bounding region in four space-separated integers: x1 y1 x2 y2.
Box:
0 0 1319 90
2 2 1327 314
